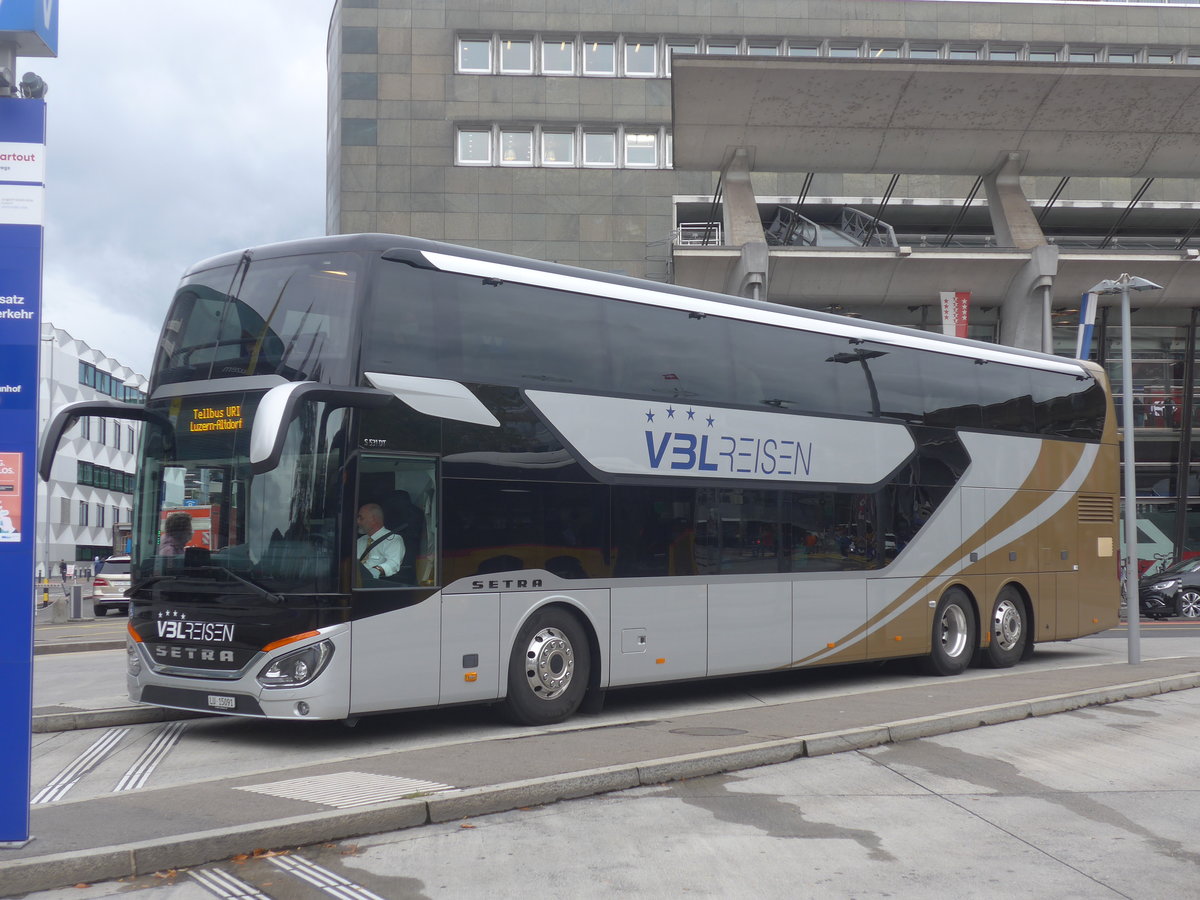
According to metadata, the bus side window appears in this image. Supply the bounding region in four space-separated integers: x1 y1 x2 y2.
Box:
357 456 438 587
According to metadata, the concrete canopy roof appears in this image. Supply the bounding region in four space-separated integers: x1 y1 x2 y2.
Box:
671 58 1200 178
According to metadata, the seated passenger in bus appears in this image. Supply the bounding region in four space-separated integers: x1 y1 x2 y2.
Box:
159 513 193 557
356 502 405 584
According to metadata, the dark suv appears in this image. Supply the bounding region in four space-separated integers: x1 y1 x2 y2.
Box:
1138 557 1200 620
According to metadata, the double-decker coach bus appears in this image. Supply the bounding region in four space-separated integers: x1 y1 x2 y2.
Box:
40 234 1120 725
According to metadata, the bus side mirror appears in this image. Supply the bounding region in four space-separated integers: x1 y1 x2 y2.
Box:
250 382 392 475
39 400 174 482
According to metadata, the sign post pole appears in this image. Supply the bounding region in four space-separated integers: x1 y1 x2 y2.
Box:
0 0 57 847
0 94 45 847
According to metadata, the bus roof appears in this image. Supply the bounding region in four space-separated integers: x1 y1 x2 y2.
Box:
185 233 1091 379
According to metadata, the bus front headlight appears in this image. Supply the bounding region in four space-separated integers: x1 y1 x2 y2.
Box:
257 640 334 688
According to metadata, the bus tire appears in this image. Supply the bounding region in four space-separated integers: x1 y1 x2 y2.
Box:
923 588 976 677
503 607 591 726
982 586 1027 669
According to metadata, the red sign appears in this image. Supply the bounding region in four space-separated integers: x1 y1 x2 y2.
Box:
0 450 21 542
939 291 971 338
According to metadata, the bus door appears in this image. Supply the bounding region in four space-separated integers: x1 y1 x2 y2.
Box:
348 454 440 715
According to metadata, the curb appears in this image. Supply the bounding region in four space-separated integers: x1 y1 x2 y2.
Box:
31 705 205 734
5 671 1200 895
34 640 125 657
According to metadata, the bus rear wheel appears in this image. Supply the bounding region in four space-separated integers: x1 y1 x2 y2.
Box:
981 586 1027 668
923 588 976 676
503 607 591 726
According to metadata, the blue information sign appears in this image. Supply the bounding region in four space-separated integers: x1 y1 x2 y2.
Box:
0 96 45 844
0 0 59 57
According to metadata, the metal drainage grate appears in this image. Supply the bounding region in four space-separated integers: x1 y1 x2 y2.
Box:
236 771 458 809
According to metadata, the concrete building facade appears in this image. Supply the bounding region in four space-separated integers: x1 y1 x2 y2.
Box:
327 0 1200 565
37 324 147 576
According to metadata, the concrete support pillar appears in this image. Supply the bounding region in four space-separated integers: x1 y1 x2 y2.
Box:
721 148 769 299
983 152 1059 351
999 243 1059 352
983 152 1046 251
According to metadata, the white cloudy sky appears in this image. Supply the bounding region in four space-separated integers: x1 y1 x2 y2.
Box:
34 0 333 376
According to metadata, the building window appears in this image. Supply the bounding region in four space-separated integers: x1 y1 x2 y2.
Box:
829 44 861 58
624 132 658 167
869 45 899 59
112 505 120 526
342 26 377 55
543 38 575 74
665 42 697 74
500 38 533 74
583 40 616 75
342 72 378 100
79 416 90 440
457 129 492 165
97 504 105 529
456 125 672 169
949 47 980 60
583 131 617 166
79 501 88 527
458 38 492 72
341 118 377 147
706 41 739 56
909 46 940 59
988 49 1019 61
542 132 575 165
624 39 657 76
748 43 780 57
1149 53 1176 65
1029 49 1059 62
98 418 107 446
1108 51 1136 64
788 44 820 57
126 425 135 452
1069 50 1097 63
500 130 534 165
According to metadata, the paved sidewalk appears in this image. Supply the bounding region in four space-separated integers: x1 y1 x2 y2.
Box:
5 649 1200 896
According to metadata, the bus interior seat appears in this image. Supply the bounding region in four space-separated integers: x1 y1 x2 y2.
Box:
379 489 423 583
476 554 523 575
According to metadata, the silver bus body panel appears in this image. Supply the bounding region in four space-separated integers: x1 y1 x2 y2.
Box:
128 624 353 721
349 599 441 715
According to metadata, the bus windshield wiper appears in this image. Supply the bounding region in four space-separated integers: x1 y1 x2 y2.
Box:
188 566 286 605
128 575 177 596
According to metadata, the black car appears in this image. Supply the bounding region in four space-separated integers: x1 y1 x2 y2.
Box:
1138 557 1200 620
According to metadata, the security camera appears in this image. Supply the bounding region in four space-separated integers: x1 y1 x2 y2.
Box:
20 72 47 99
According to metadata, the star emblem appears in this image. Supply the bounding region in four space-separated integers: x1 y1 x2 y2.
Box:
706 415 716 427
645 409 655 422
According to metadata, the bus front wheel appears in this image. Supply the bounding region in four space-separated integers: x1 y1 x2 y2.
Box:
923 588 976 677
981 586 1027 668
503 607 591 726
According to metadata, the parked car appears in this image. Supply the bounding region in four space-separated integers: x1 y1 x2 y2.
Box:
89 555 131 616
1138 557 1200 620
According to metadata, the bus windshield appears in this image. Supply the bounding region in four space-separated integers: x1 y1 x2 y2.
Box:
151 250 361 390
131 390 348 597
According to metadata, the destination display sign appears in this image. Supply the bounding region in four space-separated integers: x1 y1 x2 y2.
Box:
187 403 244 433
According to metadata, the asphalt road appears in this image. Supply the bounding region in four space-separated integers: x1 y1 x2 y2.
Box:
18 658 1200 899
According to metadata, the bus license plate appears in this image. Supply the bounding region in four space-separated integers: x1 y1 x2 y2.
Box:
207 694 236 710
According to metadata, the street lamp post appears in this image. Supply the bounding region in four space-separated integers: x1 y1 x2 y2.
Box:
1087 274 1162 666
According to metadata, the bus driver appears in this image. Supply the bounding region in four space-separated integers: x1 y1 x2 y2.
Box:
356 502 405 582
